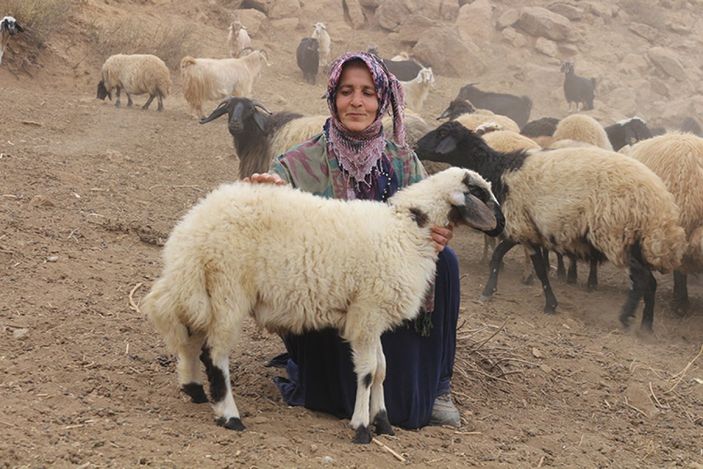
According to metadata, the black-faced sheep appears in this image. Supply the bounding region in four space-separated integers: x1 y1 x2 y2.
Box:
454 84 532 128
296 37 319 85
521 117 559 147
438 99 520 134
96 54 172 111
0 16 23 65
141 167 504 443
416 122 687 331
438 99 476 120
605 117 653 151
561 61 596 111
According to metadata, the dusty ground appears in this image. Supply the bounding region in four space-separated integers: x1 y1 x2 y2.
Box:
1 1 703 467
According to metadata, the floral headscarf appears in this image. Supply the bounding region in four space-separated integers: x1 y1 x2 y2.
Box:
324 52 406 186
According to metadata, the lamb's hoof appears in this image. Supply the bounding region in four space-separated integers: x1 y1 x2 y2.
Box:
373 411 394 436
543 304 557 315
157 107 164 112
353 426 372 444
587 284 598 292
478 293 493 303
619 314 633 329
216 416 245 431
181 383 208 403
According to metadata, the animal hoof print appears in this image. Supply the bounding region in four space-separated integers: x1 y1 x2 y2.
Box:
216 417 245 431
181 383 208 403
353 426 372 444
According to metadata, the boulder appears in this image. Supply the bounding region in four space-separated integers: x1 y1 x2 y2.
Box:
270 17 299 31
647 47 687 81
501 27 528 48
344 0 366 29
629 22 658 42
358 0 381 8
456 0 494 44
269 0 301 19
515 7 571 42
244 0 274 14
376 0 410 31
412 27 486 78
535 37 559 58
236 9 267 37
548 3 584 21
396 15 434 45
416 0 443 19
440 0 460 21
496 8 520 30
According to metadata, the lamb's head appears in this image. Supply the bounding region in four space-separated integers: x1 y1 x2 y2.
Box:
1 16 24 35
438 99 475 120
419 67 434 86
96 80 111 101
416 121 491 166
199 97 271 135
313 22 326 34
390 167 504 236
560 61 574 74
619 117 653 145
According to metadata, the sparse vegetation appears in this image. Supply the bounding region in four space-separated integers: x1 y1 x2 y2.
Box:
0 0 74 44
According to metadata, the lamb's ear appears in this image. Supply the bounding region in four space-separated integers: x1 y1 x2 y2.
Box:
253 109 268 131
435 135 457 154
450 194 497 232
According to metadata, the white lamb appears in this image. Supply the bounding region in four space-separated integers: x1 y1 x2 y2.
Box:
180 50 270 118
227 21 251 58
400 67 434 112
311 22 330 71
141 167 503 443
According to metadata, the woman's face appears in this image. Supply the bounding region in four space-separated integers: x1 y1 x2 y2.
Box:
335 63 379 132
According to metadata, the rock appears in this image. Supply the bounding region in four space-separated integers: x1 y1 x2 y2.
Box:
629 22 658 42
515 6 572 42
535 37 559 58
501 27 528 48
548 2 584 21
440 0 460 21
649 78 671 98
396 15 434 45
30 195 55 208
236 9 267 37
558 43 579 56
532 347 544 358
270 18 299 31
412 27 485 77
456 0 494 45
376 0 410 31
416 0 443 19
496 8 519 30
244 0 273 14
321 456 335 464
12 328 29 339
586 2 616 18
268 0 300 19
647 47 687 81
249 415 269 424
343 0 366 29
358 0 380 8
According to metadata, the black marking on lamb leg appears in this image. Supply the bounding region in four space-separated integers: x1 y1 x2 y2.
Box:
373 411 394 436
555 253 566 281
566 254 578 284
200 346 226 402
587 258 599 291
672 271 689 314
363 373 372 389
619 242 647 328
482 239 517 299
216 416 246 431
529 246 558 314
353 425 372 444
408 207 429 227
142 94 155 110
181 383 208 403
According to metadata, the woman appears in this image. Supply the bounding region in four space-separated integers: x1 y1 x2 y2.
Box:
248 52 461 429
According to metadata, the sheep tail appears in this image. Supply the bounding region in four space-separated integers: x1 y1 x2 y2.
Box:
640 222 687 273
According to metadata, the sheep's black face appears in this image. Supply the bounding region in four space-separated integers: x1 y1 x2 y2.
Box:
447 171 504 235
626 119 652 144
438 99 474 121
416 122 470 163
96 80 110 100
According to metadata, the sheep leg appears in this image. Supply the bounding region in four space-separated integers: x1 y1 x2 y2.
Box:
566 254 578 284
672 271 689 314
521 247 534 285
481 234 496 262
126 93 133 107
481 239 518 300
115 87 121 108
530 246 558 314
177 331 208 403
555 253 566 280
157 93 164 112
142 94 155 110
619 243 649 329
640 268 657 332
349 337 378 444
200 345 245 431
587 258 599 291
370 340 393 436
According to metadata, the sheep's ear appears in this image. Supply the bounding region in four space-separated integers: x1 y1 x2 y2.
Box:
451 194 497 232
253 110 268 131
435 135 457 154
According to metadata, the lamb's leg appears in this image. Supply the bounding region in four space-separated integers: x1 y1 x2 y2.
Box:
349 338 378 444
672 271 689 314
640 267 657 332
142 94 155 110
481 239 518 301
482 235 496 263
126 93 133 107
555 253 566 280
521 247 534 285
369 340 393 436
157 93 164 112
115 87 121 108
619 243 647 329
566 254 578 284
177 331 208 403
530 245 558 314
200 345 244 430
587 258 599 291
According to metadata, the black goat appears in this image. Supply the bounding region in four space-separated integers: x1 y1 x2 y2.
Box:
605 117 653 151
454 84 532 128
296 37 319 85
561 61 596 111
200 97 302 179
437 99 476 120
520 117 559 138
365 46 423 81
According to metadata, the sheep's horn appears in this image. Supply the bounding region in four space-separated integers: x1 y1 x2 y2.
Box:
199 99 232 124
252 101 272 115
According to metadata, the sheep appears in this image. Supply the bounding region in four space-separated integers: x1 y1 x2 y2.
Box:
180 50 270 118
390 52 410 61
400 67 434 112
384 111 430 148
521 117 559 147
96 54 172 111
552 114 613 150
227 21 252 58
296 37 319 85
0 16 23 65
141 166 504 443
416 121 687 331
437 99 476 120
605 117 653 151
311 22 331 71
454 84 532 128
560 61 596 111
628 132 703 313
199 97 326 179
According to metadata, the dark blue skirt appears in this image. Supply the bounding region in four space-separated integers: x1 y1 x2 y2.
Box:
273 247 460 429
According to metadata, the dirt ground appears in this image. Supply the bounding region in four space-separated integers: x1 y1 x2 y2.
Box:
1 2 703 467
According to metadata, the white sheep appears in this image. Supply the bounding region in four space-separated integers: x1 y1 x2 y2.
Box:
1 16 24 65
400 67 434 112
311 22 330 71
141 167 503 443
180 51 270 118
96 54 172 111
227 21 251 58
552 113 613 150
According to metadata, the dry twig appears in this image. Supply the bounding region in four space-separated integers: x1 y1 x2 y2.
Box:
372 437 405 463
623 396 648 417
648 382 668 409
129 282 143 314
665 344 703 394
471 318 508 353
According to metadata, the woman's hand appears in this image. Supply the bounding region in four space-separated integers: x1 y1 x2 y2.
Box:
430 225 453 253
243 173 287 185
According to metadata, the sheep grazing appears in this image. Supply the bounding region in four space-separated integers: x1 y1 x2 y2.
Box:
628 132 703 313
605 117 653 151
296 37 319 85
552 114 613 150
454 84 532 128
0 16 23 65
311 22 331 71
96 54 172 111
141 167 504 443
561 61 596 111
199 97 326 179
400 67 434 112
227 21 252 58
416 121 687 331
180 50 270 118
